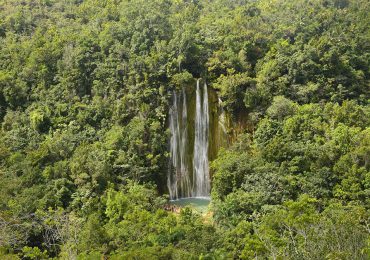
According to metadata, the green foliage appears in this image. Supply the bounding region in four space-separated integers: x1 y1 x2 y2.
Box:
20 246 48 260
213 72 256 114
0 0 368 258
212 101 369 258
255 197 368 259
266 96 298 121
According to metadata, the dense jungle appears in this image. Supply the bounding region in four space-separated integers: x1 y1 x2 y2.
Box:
0 0 369 259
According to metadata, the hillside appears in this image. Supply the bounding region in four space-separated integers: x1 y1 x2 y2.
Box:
0 0 369 259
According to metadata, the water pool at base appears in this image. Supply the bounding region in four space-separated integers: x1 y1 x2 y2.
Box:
170 197 211 214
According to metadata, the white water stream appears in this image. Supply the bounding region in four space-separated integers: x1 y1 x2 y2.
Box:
168 79 210 200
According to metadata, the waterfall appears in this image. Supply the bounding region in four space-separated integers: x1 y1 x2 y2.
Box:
168 89 191 199
168 80 210 200
179 88 191 198
193 79 210 197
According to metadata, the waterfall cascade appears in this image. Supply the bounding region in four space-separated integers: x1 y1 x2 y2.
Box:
193 80 210 197
168 89 191 199
168 79 211 200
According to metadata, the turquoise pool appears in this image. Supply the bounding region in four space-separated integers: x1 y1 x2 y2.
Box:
170 197 211 214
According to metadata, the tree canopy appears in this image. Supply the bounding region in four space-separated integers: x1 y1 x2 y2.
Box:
0 0 369 259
